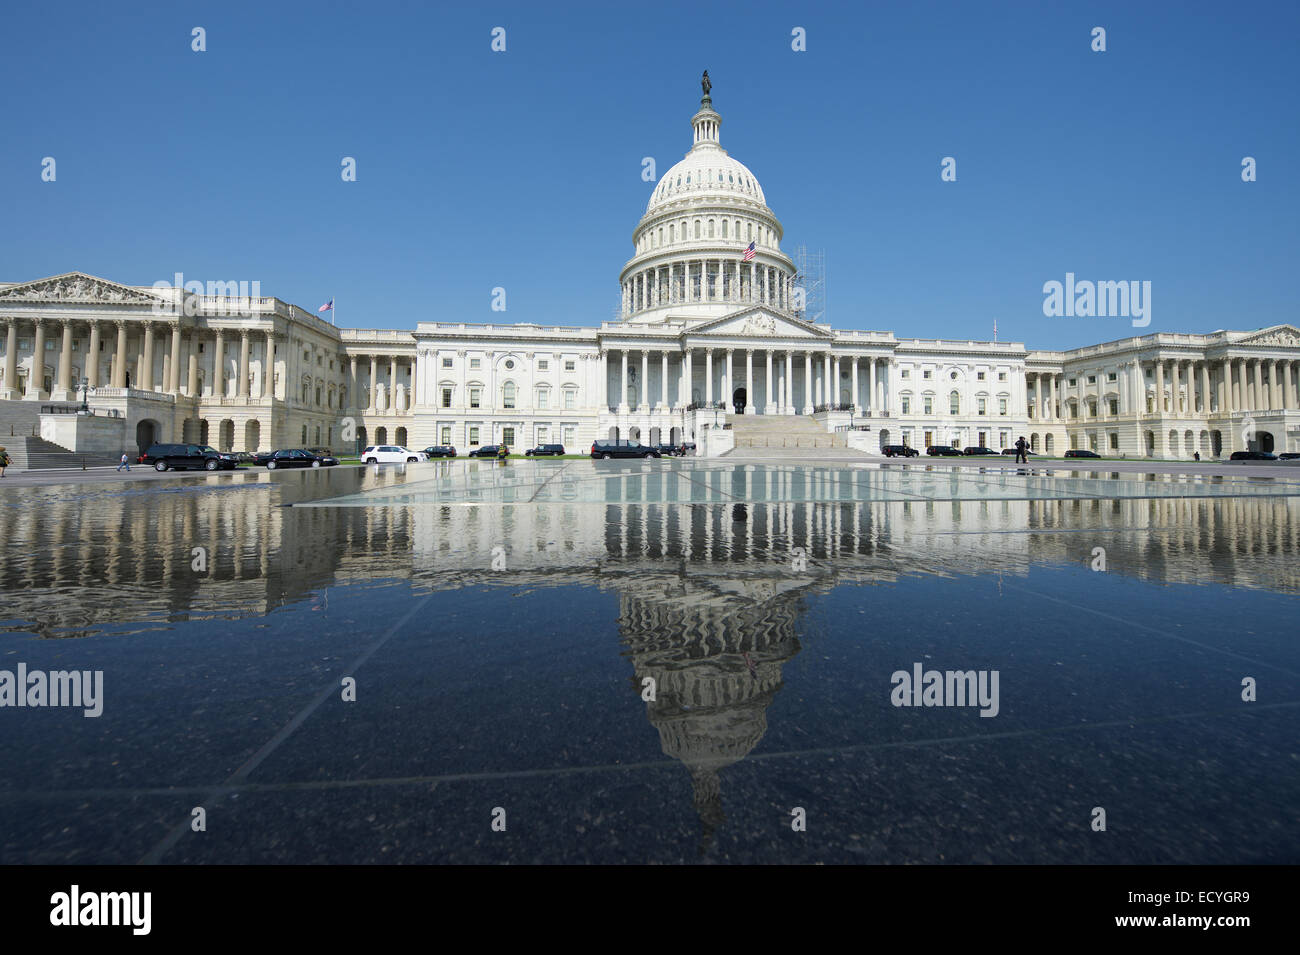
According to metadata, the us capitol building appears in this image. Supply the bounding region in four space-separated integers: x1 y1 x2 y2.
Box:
2 79 1297 460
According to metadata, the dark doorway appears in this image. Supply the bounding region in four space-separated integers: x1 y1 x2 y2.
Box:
733 387 747 414
135 419 159 456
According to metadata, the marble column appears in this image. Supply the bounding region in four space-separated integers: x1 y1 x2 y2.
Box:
349 356 358 410
1253 359 1264 411
2 320 18 399
851 356 860 413
1220 358 1231 413
683 348 692 405
1284 361 1294 412
784 351 793 414
724 349 733 410
661 352 668 408
765 350 774 414
236 332 250 398
86 321 101 389
187 334 199 396
139 322 156 393
1200 362 1210 414
27 320 47 398
1155 360 1165 413
745 349 753 414
704 349 713 404
168 323 182 394
368 356 377 412
264 332 276 400
640 350 649 410
113 321 129 388
803 352 812 413
211 331 225 398
620 349 629 410
54 320 74 399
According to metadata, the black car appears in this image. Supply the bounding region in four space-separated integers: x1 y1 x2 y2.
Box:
1279 452 1300 461
468 445 502 458
1064 449 1101 458
525 444 565 456
1001 448 1038 457
926 445 962 456
1229 450 1278 461
265 448 338 469
143 443 239 472
882 444 919 458
422 446 458 458
590 440 661 459
962 446 1000 456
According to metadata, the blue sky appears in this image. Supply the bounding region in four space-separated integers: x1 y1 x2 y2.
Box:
2 0 1296 350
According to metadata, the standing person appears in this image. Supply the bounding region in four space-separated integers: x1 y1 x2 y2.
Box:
116 451 131 472
0 446 8 477
497 442 509 465
124 370 131 389
1015 436 1028 464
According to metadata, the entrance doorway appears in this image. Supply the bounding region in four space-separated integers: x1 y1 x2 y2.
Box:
135 419 160 456
732 387 746 414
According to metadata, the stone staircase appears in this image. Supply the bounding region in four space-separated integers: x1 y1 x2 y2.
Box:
724 414 850 451
0 400 123 470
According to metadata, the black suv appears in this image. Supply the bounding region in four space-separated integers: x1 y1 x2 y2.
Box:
422 446 458 458
962 446 1000 456
468 444 504 458
882 444 919 458
1229 450 1278 461
926 445 962 456
525 444 565 456
1064 449 1101 458
266 449 338 469
144 443 239 472
591 440 661 459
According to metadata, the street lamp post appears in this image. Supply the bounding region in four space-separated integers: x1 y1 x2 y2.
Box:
78 377 90 415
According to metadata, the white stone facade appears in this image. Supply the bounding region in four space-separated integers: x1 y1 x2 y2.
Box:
1 90 1297 458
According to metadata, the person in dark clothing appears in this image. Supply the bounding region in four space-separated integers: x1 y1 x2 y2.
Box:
1014 436 1028 464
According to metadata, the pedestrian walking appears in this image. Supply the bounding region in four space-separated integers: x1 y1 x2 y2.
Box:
116 452 131 472
0 446 9 477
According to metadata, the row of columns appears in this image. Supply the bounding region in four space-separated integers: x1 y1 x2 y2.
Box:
602 346 892 416
1028 356 1300 422
623 260 792 314
348 355 415 415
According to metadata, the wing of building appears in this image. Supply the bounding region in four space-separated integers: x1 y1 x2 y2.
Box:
2 84 1298 461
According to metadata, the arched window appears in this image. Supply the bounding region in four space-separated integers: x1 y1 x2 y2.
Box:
707 220 715 238
668 224 674 243
950 391 960 414
503 381 516 409
694 220 701 239
721 220 728 238
747 223 753 241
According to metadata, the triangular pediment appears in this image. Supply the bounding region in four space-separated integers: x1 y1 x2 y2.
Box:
0 272 161 305
1236 324 1300 347
688 306 831 340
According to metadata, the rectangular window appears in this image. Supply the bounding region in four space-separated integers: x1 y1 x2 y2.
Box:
901 369 910 378
502 427 515 446
999 398 1007 415
949 394 959 414
440 426 451 444
1087 375 1096 384
564 360 576 372
1088 400 1097 416
538 360 549 371
1109 399 1118 415
538 390 548 409
901 397 911 414
977 371 985 380
564 390 575 409
470 358 481 369
922 370 932 379
563 425 575 446
978 398 986 415
1068 378 1077 387
442 357 453 368
441 387 452 408
468 426 480 446
1107 372 1117 382
998 372 1007 381
470 387 481 409
923 397 933 414
536 426 548 443
999 431 1009 448
1109 432 1119 450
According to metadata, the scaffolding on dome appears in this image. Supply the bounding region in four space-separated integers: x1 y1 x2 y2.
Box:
792 245 825 325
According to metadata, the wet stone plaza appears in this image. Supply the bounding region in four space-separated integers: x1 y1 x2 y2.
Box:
1 459 1298 864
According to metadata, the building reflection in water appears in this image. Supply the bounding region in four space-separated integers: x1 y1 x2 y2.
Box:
1 469 1298 847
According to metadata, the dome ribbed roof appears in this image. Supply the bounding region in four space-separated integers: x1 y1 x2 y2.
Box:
643 95 768 216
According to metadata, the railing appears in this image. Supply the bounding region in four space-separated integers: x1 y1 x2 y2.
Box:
39 405 123 418
685 400 725 412
814 403 854 413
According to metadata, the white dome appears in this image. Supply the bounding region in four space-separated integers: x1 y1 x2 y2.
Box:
647 151 766 215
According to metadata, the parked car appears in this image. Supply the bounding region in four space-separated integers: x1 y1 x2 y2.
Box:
252 450 276 466
1001 448 1038 457
926 445 962 457
525 444 565 456
232 451 257 464
468 445 503 458
882 444 919 458
266 448 338 469
1277 452 1299 460
654 443 683 457
680 442 697 456
1229 450 1278 461
143 443 239 472
962 446 1000 456
422 446 458 458
360 445 427 464
590 440 661 459
1064 449 1101 458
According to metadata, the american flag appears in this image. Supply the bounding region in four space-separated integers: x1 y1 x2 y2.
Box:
743 241 756 261
318 298 333 313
